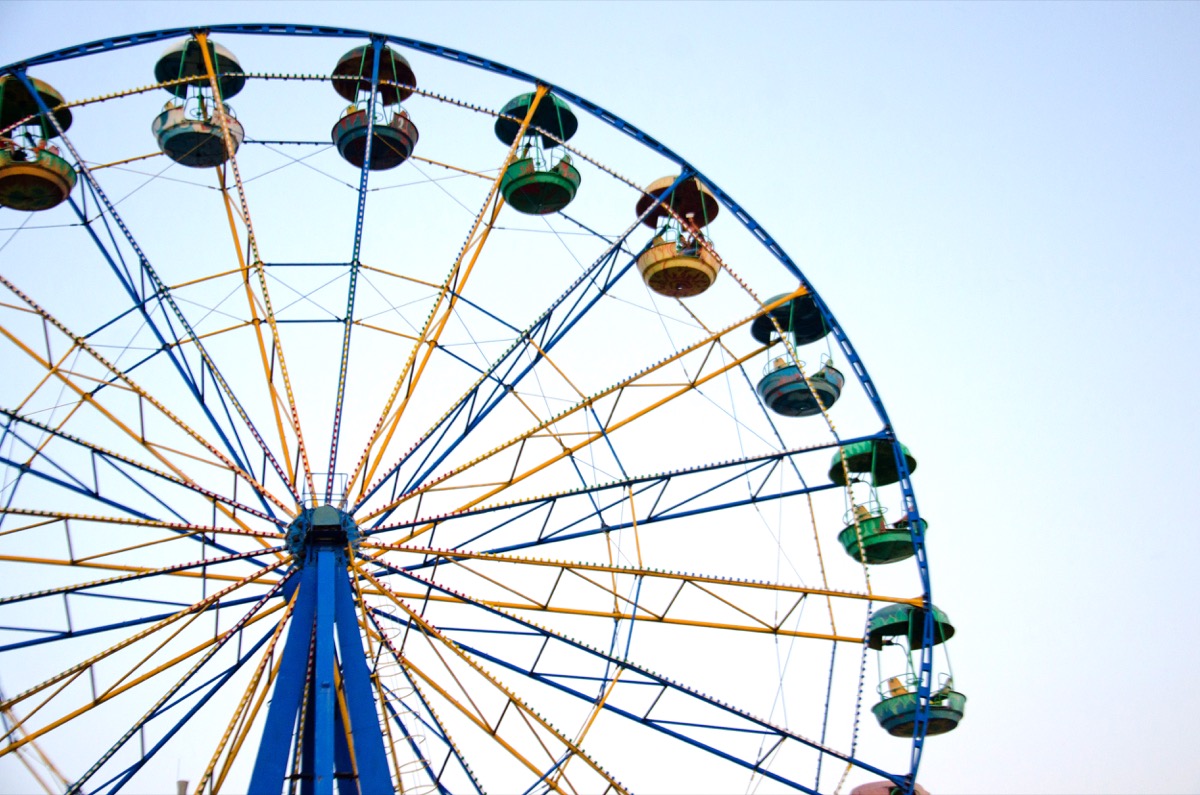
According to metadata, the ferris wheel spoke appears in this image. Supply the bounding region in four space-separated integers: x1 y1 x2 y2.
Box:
0 408 282 525
90 625 278 795
361 555 895 789
0 445 282 557
351 210 651 519
0 546 283 613
191 32 317 504
364 614 521 794
324 39 387 505
0 275 295 521
0 557 288 719
0 593 285 780
359 310 771 534
360 551 896 647
346 86 557 503
64 578 290 794
355 560 628 794
192 582 298 795
14 73 302 507
360 438 870 562
356 583 484 793
380 665 486 795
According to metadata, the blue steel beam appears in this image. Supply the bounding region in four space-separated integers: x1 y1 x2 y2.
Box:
368 560 902 790
67 574 291 793
95 627 275 794
0 593 268 653
0 408 283 525
248 571 317 793
356 218 658 523
250 545 390 794
359 243 621 515
0 547 283 606
312 549 337 795
366 620 483 795
11 70 294 517
362 432 878 542
332 561 391 790
326 38 384 505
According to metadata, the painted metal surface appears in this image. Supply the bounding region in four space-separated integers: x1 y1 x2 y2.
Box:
829 439 919 487
0 148 76 210
332 108 418 169
499 155 580 214
757 361 845 417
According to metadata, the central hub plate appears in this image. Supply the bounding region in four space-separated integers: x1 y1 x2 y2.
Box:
285 505 360 561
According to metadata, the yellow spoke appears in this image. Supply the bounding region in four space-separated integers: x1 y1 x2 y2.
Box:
357 561 628 794
0 406 280 525
195 586 299 794
361 326 769 534
0 558 288 715
360 542 916 606
351 320 423 343
0 553 279 586
358 262 440 290
213 646 284 793
350 86 552 501
0 276 294 519
1 600 285 757
408 154 495 181
0 550 278 606
0 508 280 539
197 31 315 504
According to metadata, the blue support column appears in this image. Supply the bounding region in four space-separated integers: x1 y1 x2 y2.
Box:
334 569 392 790
313 548 338 795
250 508 388 795
249 575 317 794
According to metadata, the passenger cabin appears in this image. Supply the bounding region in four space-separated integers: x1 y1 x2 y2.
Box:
330 45 419 170
756 357 844 417
828 439 917 487
0 76 77 211
495 92 580 215
151 38 246 168
750 291 830 347
635 175 720 297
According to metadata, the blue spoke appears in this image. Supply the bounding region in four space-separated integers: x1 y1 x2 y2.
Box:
325 38 383 504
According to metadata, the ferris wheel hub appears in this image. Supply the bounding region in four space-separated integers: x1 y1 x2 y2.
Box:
285 505 361 561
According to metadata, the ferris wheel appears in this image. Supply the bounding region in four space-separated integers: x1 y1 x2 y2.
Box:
0 25 963 795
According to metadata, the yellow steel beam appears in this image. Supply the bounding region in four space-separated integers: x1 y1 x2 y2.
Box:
359 542 919 606
0 509 280 539
0 554 279 586
2 599 285 757
0 275 294 520
350 86 552 502
82 151 164 171
0 558 287 715
361 330 768 531
356 562 628 794
214 645 285 792
198 31 315 504
194 585 299 794
0 408 272 524
351 562 406 790
551 668 623 790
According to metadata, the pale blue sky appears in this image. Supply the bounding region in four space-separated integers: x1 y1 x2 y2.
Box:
4 2 1199 793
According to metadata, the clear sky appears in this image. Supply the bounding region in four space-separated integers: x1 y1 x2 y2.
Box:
4 2 1199 793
